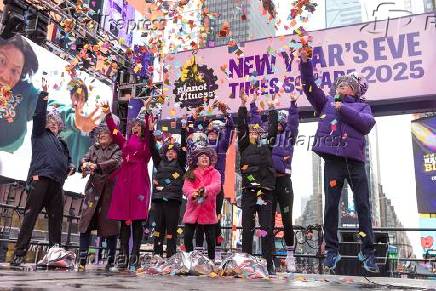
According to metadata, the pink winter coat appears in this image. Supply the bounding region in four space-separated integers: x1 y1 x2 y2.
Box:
182 166 221 225
106 113 152 221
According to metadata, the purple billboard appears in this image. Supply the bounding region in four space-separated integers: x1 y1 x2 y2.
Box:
411 115 436 214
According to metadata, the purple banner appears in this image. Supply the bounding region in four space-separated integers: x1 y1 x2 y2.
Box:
411 115 436 214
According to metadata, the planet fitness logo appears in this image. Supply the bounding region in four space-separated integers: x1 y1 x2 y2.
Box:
173 56 218 110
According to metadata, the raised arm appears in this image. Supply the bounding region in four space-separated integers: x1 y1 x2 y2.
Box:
32 91 49 137
300 59 328 114
149 133 161 166
178 125 188 169
105 113 126 147
218 114 234 153
237 105 250 153
286 101 300 143
267 109 278 146
249 101 262 125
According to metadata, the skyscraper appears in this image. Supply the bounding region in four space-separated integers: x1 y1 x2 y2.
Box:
325 0 362 28
204 0 275 47
379 188 414 258
296 153 323 226
423 0 436 12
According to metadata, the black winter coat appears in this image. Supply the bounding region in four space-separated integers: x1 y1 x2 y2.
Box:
237 106 278 191
27 93 73 186
150 127 187 202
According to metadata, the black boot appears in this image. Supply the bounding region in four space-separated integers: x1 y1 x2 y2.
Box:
105 254 115 271
267 260 276 276
10 255 24 267
78 250 88 271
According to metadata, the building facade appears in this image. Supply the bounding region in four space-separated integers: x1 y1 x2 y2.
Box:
204 0 274 47
325 0 362 28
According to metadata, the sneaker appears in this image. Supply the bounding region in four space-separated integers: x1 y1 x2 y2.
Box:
358 251 380 273
105 263 114 271
77 264 86 272
285 252 296 272
128 264 137 272
323 251 341 270
10 255 24 267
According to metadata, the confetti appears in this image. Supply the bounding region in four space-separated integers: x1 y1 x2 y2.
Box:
329 180 337 188
256 197 267 205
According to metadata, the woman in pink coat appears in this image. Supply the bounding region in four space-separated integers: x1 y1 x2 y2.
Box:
102 99 152 271
183 147 221 260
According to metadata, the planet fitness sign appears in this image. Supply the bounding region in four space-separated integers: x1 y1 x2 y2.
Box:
162 13 436 118
173 56 218 110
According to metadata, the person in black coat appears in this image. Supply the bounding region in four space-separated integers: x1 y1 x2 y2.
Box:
10 82 75 266
150 119 187 258
237 92 278 275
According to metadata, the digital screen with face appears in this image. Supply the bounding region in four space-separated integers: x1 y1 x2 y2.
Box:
0 35 113 192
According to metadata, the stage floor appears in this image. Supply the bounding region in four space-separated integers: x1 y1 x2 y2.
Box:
0 264 435 290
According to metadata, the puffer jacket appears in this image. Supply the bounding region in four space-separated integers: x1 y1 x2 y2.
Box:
238 105 278 190
272 101 299 175
207 114 234 184
182 166 221 225
300 60 375 162
150 126 187 202
27 93 73 186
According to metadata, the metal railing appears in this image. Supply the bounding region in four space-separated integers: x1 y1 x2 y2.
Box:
2 184 436 278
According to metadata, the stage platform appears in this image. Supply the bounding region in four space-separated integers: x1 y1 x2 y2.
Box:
1 264 435 290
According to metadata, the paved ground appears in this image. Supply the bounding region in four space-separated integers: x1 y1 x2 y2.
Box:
0 264 435 291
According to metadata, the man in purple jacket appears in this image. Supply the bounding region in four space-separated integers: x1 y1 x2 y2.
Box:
271 97 299 272
300 51 379 273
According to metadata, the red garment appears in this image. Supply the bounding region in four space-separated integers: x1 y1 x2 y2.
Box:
106 113 152 221
182 166 221 225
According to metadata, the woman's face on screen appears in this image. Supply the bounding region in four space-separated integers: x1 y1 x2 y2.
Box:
0 45 24 88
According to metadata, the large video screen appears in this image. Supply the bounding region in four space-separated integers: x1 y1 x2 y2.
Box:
0 35 113 193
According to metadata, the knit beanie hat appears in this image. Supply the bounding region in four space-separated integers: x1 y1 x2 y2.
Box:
333 72 368 97
46 109 64 131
